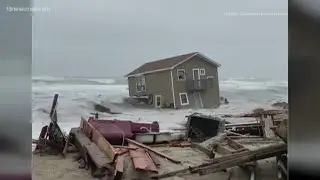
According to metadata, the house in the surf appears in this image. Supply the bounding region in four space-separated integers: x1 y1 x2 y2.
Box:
124 52 221 109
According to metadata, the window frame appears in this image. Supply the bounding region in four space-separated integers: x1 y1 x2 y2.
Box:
177 69 186 81
179 92 189 106
199 68 206 76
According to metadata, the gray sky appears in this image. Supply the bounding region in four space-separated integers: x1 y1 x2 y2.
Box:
33 0 288 80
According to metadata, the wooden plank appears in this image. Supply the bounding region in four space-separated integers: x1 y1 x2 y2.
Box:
96 136 118 162
191 142 215 158
128 143 158 173
152 143 286 179
113 145 138 150
113 155 125 180
84 142 111 168
70 128 112 166
81 117 117 162
228 136 261 139
80 117 93 139
126 138 181 164
147 150 161 167
226 137 246 150
225 130 245 136
196 144 287 175
262 116 276 138
215 145 232 155
49 94 59 123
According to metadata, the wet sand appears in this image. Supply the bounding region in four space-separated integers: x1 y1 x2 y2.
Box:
32 151 278 180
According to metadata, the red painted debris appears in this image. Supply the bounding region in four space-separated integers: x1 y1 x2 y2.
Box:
128 143 158 173
87 118 159 144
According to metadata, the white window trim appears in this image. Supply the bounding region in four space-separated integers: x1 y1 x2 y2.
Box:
155 95 162 108
192 68 200 80
179 92 189 106
136 75 146 92
200 68 206 75
177 69 186 81
207 76 214 79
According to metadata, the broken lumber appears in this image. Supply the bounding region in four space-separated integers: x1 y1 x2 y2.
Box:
126 138 181 164
199 133 227 150
70 128 112 166
193 143 287 175
152 143 286 179
113 155 125 180
147 150 161 167
113 145 138 150
215 145 233 155
191 142 215 158
80 117 117 162
226 137 246 150
225 130 245 136
128 143 158 173
228 136 261 139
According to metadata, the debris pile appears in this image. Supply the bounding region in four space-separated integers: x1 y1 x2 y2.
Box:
33 94 288 180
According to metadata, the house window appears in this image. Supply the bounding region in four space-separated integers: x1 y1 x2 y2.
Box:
179 93 189 106
177 69 186 81
200 69 205 75
207 76 214 88
136 75 146 92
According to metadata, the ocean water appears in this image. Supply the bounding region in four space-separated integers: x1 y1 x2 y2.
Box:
32 76 288 139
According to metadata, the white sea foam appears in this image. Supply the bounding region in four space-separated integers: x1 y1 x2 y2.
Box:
32 76 288 139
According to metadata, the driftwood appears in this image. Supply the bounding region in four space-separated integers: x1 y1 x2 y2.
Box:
126 138 181 164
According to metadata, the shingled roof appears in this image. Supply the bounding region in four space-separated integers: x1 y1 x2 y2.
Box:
125 52 221 77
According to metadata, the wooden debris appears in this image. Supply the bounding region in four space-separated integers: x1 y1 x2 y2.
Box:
70 128 112 166
225 130 245 136
228 136 261 139
126 138 181 164
192 143 287 175
199 133 227 150
128 143 158 173
113 155 125 180
113 145 138 150
190 142 215 158
147 150 161 167
80 117 118 162
215 145 233 155
260 115 276 138
226 137 246 150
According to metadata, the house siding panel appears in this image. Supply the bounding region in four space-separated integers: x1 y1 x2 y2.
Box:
172 56 220 108
127 71 173 108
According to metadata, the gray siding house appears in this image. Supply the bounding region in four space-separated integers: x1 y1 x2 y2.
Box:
125 52 221 109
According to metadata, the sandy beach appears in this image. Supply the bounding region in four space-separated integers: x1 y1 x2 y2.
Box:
32 151 278 180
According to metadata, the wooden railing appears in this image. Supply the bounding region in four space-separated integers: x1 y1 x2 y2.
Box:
186 79 208 92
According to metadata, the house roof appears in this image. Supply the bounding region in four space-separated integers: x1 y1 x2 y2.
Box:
125 52 221 77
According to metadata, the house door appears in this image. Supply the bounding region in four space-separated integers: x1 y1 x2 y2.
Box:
194 92 203 109
192 69 201 88
155 95 161 108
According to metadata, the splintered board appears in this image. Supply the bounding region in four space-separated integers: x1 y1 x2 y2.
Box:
80 117 118 162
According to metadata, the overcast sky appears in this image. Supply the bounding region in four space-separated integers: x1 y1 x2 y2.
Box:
32 0 288 80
